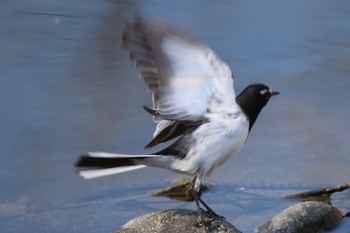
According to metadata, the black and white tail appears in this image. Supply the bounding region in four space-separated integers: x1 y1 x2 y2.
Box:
75 152 162 179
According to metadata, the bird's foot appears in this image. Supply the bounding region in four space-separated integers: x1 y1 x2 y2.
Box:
195 208 210 233
205 207 226 220
198 197 225 220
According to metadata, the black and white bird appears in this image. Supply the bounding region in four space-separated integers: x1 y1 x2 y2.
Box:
75 17 279 224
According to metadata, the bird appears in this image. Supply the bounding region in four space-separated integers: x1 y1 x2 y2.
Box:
75 17 279 225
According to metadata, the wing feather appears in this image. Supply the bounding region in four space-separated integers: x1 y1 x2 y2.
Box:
122 17 240 147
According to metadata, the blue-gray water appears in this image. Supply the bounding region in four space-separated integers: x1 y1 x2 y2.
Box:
1 1 350 232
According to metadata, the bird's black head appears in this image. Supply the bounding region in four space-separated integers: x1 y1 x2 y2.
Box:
236 84 279 131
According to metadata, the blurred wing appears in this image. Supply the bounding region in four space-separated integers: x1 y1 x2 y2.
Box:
122 17 239 122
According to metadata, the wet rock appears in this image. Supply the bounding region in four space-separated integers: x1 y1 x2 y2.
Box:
257 201 344 233
115 209 242 233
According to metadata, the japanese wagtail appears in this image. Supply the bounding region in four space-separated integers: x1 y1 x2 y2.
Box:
75 17 279 225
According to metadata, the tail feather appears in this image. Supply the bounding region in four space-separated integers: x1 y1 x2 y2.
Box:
76 155 137 168
78 165 146 179
75 152 161 179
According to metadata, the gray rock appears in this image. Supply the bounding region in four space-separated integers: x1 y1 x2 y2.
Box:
257 201 344 233
115 209 242 233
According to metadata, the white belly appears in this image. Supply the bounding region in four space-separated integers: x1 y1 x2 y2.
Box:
170 112 249 176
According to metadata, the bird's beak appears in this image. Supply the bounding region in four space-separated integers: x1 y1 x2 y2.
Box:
270 90 280 96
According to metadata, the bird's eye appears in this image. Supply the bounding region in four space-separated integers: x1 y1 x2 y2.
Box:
260 89 269 96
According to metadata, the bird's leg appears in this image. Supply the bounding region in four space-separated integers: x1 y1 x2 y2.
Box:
190 176 225 222
198 197 224 219
190 176 205 226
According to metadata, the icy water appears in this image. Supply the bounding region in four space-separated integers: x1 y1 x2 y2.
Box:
1 1 350 232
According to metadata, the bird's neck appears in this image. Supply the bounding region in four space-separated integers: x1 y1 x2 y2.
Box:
235 95 264 131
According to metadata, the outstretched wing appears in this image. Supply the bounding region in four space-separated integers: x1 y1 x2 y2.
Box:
122 17 240 147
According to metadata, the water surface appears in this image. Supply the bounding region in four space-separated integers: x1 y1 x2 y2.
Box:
1 1 350 232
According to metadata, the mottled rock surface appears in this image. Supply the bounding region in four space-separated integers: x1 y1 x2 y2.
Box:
115 209 242 233
258 201 344 233
115 202 345 233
